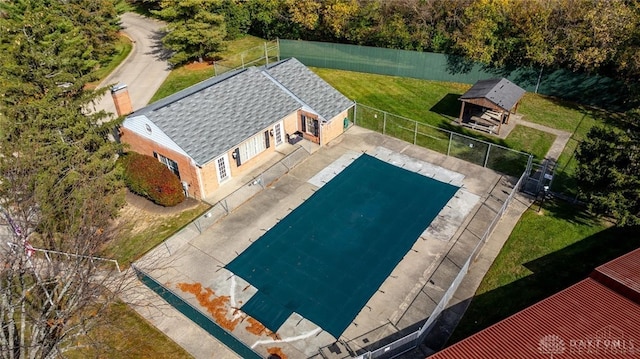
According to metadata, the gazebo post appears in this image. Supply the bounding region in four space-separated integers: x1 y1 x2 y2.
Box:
458 101 466 125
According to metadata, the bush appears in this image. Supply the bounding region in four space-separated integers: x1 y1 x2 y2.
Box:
118 152 185 207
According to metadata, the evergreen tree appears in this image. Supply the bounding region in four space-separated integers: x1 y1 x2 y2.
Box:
153 0 227 65
0 0 126 356
576 110 640 226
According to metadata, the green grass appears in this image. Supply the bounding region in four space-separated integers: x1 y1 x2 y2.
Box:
66 301 193 359
102 202 210 267
502 125 555 160
150 35 272 102
313 68 470 128
312 68 608 182
449 200 640 343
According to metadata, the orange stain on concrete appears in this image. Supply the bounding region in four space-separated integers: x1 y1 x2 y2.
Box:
245 318 266 336
177 282 241 331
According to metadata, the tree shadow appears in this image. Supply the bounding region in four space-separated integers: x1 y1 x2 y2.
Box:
426 221 640 351
445 54 475 75
147 29 173 65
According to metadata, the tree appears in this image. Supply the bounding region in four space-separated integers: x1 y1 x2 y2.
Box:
153 0 227 65
576 110 640 226
0 0 127 357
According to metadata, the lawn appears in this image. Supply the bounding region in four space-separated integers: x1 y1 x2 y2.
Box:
312 68 600 188
503 125 555 160
102 200 210 267
449 200 640 343
66 301 193 359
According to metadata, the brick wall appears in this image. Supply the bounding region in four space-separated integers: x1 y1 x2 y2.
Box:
120 128 203 199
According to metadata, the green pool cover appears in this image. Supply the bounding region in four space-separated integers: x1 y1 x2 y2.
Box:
226 154 458 338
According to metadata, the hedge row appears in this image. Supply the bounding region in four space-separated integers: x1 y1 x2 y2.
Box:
118 152 185 207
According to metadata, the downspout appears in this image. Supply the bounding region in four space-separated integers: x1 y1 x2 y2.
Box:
196 165 206 200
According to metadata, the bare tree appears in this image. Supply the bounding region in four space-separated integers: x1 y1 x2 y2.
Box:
0 151 127 359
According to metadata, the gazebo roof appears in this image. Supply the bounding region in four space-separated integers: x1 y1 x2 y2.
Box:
460 78 525 111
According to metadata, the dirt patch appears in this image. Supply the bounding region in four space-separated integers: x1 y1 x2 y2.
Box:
177 282 242 331
184 61 212 70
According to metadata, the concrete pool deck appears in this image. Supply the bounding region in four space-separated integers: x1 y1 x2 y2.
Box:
129 126 528 358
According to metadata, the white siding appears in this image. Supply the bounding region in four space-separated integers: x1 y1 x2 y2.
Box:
122 115 190 158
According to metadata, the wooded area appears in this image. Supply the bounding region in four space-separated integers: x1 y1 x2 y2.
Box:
141 0 640 85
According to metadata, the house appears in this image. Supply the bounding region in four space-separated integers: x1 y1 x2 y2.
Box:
457 78 525 135
119 58 354 200
429 247 640 358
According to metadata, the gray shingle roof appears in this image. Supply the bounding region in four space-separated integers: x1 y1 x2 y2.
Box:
460 78 525 111
266 58 354 121
136 68 302 166
129 58 353 166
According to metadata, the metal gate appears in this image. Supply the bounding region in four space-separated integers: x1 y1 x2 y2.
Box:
521 159 555 196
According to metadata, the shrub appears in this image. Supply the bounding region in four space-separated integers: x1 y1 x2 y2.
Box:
118 152 185 207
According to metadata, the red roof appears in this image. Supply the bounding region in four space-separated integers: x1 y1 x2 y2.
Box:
591 247 640 304
430 279 640 358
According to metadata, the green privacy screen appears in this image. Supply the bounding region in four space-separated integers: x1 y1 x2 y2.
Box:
279 39 630 110
226 154 458 338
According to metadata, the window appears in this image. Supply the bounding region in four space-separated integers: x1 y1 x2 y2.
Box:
239 132 267 164
216 156 229 182
302 115 319 136
154 152 180 179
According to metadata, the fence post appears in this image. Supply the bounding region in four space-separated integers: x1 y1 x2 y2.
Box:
484 143 491 168
276 38 280 61
264 42 269 66
383 112 387 135
447 132 453 156
413 121 418 144
535 67 543 93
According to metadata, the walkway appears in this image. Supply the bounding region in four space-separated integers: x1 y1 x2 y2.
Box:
516 118 572 162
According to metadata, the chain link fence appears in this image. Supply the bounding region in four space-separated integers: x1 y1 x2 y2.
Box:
280 39 631 110
355 103 532 176
212 41 280 76
146 146 311 258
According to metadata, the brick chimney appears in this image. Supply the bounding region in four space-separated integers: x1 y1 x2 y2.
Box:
111 84 133 116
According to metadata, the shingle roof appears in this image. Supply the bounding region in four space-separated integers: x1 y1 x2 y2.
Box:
266 58 353 121
460 78 525 111
131 67 302 166
128 58 353 166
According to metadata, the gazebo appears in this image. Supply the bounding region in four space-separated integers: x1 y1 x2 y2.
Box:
457 78 525 135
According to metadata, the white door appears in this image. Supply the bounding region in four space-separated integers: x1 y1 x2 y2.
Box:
273 122 284 146
215 154 231 183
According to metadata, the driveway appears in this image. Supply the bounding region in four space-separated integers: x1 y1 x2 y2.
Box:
91 12 171 116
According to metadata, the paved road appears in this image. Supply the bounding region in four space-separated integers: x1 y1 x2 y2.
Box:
91 12 171 116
